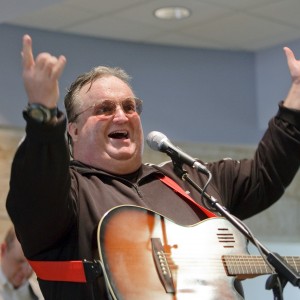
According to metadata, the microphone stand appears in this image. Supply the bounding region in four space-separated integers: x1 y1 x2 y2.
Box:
172 159 300 300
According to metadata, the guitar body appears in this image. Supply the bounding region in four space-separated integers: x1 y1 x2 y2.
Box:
97 205 248 300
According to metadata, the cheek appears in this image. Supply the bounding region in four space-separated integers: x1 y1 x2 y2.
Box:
77 121 110 155
133 118 144 141
79 119 106 141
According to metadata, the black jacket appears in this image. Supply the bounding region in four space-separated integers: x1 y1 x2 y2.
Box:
6 103 300 299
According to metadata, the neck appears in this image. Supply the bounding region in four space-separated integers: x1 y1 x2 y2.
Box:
74 156 142 175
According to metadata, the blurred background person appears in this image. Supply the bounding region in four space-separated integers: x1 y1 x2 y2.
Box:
0 226 43 300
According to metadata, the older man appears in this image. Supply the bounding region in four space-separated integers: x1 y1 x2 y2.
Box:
6 35 300 299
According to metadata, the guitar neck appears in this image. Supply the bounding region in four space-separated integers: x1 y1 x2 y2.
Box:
222 255 300 279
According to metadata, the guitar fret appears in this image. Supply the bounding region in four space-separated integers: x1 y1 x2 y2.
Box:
284 256 300 272
223 255 276 276
223 254 300 276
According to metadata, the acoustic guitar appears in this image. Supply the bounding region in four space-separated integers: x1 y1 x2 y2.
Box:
97 205 300 300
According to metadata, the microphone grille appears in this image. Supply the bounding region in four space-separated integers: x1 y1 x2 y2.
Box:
146 131 167 151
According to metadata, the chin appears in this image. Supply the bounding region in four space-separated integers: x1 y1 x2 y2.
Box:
107 144 142 160
108 148 133 158
113 153 135 161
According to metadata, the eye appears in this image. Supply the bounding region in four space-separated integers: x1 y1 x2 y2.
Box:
122 99 136 113
94 101 115 115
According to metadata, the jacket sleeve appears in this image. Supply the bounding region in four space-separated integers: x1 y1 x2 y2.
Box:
6 111 77 257
209 102 300 220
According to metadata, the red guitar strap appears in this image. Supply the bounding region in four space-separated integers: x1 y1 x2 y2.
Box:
159 175 217 218
28 175 216 283
28 260 87 283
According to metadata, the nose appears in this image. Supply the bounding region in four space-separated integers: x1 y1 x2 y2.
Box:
113 105 128 122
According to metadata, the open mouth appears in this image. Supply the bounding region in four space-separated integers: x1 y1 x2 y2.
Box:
108 130 129 139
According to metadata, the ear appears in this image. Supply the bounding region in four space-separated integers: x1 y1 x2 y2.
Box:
0 242 7 258
68 122 79 143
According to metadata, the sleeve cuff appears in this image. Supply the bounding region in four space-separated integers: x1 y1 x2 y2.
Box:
276 101 300 129
23 109 67 142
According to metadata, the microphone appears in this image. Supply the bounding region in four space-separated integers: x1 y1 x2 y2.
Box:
146 131 210 175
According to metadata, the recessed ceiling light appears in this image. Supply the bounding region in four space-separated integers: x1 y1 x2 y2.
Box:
154 7 191 20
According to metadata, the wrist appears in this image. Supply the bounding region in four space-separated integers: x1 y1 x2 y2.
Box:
25 103 58 123
283 84 300 110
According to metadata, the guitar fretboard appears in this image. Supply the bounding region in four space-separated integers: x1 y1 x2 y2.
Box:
222 255 300 277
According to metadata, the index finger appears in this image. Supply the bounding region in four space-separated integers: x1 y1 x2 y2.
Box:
22 34 35 70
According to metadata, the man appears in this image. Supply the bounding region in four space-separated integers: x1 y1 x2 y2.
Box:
0 226 43 300
6 34 300 299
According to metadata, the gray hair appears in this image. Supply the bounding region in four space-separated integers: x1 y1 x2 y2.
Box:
64 66 133 122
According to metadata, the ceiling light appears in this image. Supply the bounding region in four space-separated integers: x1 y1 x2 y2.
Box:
154 7 191 20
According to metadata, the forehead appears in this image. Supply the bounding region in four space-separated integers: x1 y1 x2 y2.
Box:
78 76 134 104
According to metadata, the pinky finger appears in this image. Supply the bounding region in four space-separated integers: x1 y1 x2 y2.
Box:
51 55 67 79
284 47 297 62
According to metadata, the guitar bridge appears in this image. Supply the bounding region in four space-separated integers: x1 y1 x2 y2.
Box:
151 238 175 294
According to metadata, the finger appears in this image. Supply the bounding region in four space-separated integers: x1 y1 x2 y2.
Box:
284 47 300 66
51 55 67 79
36 53 56 72
22 34 35 70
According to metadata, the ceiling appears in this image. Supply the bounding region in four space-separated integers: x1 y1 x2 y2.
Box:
3 0 300 51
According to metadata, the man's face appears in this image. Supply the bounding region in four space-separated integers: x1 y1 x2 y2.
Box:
1 239 32 288
68 75 144 174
